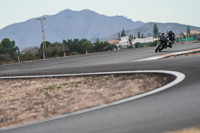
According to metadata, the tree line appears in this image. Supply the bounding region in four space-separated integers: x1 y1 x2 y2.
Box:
0 38 115 64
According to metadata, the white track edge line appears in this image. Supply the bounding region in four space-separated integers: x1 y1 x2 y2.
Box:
0 70 185 131
134 48 200 62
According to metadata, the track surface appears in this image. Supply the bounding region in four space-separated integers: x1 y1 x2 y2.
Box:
1 43 200 133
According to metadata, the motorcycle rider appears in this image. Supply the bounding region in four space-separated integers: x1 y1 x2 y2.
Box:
167 31 175 48
160 31 175 48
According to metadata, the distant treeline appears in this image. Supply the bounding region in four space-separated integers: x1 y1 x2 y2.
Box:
0 38 116 64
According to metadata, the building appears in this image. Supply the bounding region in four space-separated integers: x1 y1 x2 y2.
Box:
108 40 119 45
175 30 200 42
184 30 200 36
133 37 158 44
108 40 120 50
109 36 158 49
118 36 158 48
119 36 131 48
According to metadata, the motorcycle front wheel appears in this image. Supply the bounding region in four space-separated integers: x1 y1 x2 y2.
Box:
155 41 163 53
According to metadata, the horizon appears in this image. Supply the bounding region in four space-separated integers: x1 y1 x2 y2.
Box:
0 0 200 30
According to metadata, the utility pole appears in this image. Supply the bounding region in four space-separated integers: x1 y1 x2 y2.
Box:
37 17 46 60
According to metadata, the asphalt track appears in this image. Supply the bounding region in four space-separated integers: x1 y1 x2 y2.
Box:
0 43 200 133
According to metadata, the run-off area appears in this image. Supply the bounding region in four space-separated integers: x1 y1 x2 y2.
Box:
0 73 175 129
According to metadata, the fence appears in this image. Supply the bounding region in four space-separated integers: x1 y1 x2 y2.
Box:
175 37 194 43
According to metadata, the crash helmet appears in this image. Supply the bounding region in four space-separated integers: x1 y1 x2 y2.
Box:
168 31 174 37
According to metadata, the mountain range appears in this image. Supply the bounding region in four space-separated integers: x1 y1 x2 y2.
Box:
0 9 143 49
0 9 200 50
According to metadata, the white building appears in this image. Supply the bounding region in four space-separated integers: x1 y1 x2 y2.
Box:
119 36 158 48
119 36 131 48
133 37 158 44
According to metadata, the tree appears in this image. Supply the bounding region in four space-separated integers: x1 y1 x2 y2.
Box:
93 41 110 52
79 39 93 53
186 26 191 37
134 42 144 48
39 41 52 58
62 40 70 56
138 32 140 38
108 44 117 50
21 47 39 61
147 40 159 47
153 24 159 38
121 29 126 37
69 38 80 54
118 33 121 40
63 39 72 55
96 38 100 44
0 38 19 63
180 32 186 38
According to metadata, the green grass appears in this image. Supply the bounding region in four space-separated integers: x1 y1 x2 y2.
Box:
90 76 103 81
62 82 70 86
43 85 57 90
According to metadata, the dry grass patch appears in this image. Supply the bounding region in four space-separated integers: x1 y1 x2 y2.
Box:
0 73 172 129
169 51 200 58
165 127 200 133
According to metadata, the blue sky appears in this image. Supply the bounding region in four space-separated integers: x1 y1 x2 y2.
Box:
0 0 199 30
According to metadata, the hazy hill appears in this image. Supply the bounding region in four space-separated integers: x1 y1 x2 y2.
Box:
101 22 200 41
0 9 143 49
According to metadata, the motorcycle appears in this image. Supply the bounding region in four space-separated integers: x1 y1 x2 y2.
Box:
155 39 165 52
155 38 173 53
